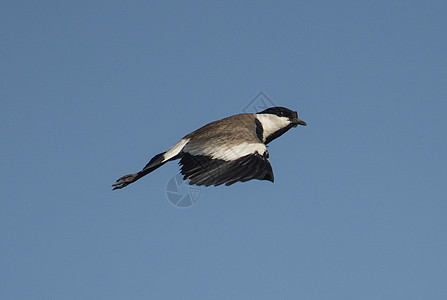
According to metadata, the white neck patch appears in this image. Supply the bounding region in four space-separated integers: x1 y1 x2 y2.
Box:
255 114 291 142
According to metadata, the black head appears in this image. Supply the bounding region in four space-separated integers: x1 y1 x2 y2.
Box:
257 106 307 126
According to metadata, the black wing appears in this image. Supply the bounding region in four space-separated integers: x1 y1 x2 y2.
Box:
179 152 274 187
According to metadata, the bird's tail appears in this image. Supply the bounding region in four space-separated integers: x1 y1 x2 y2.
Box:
112 152 166 190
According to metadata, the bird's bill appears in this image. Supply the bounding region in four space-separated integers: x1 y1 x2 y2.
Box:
291 118 307 126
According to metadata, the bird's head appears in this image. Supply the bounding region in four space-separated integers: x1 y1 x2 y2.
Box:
257 106 307 128
255 106 306 144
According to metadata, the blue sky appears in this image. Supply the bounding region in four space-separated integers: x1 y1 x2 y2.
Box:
1 1 446 299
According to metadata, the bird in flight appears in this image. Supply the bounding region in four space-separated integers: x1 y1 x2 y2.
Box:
113 106 306 189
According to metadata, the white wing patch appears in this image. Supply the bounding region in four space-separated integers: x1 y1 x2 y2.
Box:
255 114 291 142
163 138 190 162
184 142 266 161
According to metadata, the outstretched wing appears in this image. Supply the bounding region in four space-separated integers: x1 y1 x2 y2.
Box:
179 151 274 187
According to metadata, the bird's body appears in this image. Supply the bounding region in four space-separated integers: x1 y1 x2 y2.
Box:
113 107 306 189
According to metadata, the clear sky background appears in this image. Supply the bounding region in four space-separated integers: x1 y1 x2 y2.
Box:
1 1 446 299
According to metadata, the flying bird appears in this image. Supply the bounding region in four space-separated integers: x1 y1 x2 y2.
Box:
113 106 306 189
